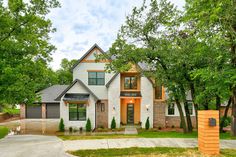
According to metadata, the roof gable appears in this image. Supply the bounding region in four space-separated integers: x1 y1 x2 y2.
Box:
71 43 106 70
55 79 99 101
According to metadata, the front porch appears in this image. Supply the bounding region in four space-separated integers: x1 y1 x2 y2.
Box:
120 98 141 126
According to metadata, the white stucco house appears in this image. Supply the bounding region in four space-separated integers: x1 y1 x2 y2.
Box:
20 44 196 129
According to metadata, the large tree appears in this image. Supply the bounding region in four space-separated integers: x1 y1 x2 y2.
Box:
184 0 236 135
0 0 60 107
56 58 77 84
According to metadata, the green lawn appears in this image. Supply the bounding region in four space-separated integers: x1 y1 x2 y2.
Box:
58 131 236 140
0 126 9 139
68 147 236 157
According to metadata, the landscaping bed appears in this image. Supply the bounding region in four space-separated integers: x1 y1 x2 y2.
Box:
68 147 236 157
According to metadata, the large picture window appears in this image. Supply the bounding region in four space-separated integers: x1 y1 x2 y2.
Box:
124 76 137 89
88 72 105 85
69 104 86 121
168 103 175 115
155 86 163 99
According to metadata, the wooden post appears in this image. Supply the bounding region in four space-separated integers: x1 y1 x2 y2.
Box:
198 110 219 155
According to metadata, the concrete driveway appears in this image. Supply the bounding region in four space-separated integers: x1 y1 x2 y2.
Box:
0 135 72 157
0 119 59 135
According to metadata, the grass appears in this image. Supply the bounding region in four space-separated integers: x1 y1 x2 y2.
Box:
58 130 236 140
3 108 20 115
0 126 9 139
68 147 236 157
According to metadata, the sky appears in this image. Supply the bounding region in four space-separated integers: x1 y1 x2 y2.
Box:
48 0 185 70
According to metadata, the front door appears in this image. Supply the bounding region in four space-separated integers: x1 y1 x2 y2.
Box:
127 103 134 124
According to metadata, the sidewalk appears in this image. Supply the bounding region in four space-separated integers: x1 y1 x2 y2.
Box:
63 138 236 151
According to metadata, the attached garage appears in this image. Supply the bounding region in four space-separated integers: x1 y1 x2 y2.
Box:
26 105 42 118
21 85 68 119
46 103 60 118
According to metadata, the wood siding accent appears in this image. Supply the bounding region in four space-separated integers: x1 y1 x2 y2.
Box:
120 98 140 124
81 60 110 63
154 86 166 101
198 110 219 155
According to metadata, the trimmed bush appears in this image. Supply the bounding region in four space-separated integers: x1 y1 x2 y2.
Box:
69 127 73 132
220 116 232 127
59 118 65 132
111 117 116 129
145 117 150 130
86 118 92 132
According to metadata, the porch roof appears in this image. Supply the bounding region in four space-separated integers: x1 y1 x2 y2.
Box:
120 91 142 97
63 93 89 102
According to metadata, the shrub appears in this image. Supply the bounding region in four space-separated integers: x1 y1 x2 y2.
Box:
158 126 162 130
86 118 92 132
171 125 175 128
59 118 65 132
145 117 150 130
111 117 116 129
220 116 232 127
79 127 83 132
69 127 73 132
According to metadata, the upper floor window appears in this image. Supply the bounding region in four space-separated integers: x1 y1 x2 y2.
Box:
155 86 163 99
124 76 137 89
168 103 175 115
88 72 105 85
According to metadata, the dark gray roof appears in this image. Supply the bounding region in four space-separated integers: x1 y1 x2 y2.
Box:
55 79 99 101
63 93 89 102
37 85 68 103
71 43 106 70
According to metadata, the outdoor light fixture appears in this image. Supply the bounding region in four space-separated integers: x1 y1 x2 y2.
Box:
146 104 150 111
129 99 133 103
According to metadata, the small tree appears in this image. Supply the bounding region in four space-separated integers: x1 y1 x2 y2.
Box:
59 118 65 132
111 117 116 129
145 117 150 130
86 118 92 132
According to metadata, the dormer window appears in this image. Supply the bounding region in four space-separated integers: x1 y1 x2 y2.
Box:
88 72 105 85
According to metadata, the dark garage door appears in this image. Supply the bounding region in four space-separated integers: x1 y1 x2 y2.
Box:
26 105 42 118
46 103 60 118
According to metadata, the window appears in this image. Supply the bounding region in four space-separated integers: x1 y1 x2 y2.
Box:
187 102 193 115
88 72 105 85
124 76 137 89
155 86 163 99
69 104 86 121
168 103 175 115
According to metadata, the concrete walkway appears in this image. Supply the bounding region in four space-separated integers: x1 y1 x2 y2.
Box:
0 135 72 157
63 138 236 151
124 127 138 134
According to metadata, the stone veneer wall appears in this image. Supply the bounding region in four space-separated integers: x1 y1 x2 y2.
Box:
42 103 46 119
153 101 166 127
166 116 196 128
96 100 108 128
153 101 197 128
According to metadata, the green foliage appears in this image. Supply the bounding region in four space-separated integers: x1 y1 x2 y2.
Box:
3 108 20 115
0 126 9 139
111 117 116 129
0 0 60 105
220 116 232 127
86 118 92 132
145 117 150 130
56 58 77 84
59 118 65 132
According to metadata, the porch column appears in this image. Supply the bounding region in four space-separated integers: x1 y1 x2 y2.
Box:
42 103 46 119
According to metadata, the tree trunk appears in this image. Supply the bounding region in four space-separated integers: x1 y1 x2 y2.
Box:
175 98 188 133
183 101 193 132
231 88 236 136
216 95 221 110
190 84 198 129
220 97 232 133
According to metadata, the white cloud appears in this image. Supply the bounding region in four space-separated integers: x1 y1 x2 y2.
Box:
48 0 185 70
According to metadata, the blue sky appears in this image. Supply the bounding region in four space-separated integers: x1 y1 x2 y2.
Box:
48 0 185 70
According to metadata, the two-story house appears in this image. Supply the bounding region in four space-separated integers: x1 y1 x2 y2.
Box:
20 44 196 129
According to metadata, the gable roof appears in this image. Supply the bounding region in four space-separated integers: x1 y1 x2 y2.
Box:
71 43 106 70
55 79 99 101
37 85 68 103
